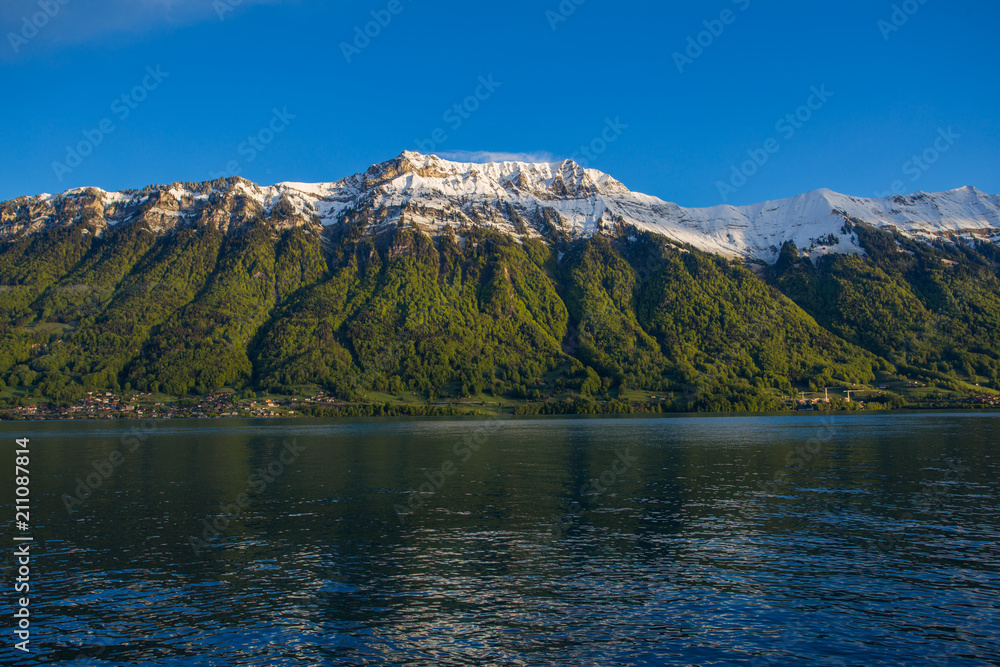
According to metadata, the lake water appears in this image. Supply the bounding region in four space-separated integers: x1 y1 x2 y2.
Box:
2 413 999 666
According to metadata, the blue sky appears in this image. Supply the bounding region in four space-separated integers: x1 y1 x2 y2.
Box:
1 0 996 206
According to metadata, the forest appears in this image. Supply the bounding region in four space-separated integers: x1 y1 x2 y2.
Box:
1 203 998 413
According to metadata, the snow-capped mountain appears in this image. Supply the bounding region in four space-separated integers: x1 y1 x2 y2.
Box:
3 151 999 263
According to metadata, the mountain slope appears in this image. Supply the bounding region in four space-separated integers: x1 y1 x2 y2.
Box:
772 222 1000 387
0 152 998 411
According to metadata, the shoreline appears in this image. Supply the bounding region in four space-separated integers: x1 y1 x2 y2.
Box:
2 406 999 425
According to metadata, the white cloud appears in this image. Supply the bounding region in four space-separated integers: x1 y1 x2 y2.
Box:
436 150 562 165
2 0 289 56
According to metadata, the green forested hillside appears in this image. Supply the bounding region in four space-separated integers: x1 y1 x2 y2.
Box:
772 221 1000 389
1 212 998 412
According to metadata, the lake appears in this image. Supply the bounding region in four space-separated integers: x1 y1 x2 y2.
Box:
2 413 999 665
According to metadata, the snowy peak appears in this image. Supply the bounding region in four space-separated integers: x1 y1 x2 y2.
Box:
2 152 999 263
276 154 1000 260
667 186 1000 262
385 150 628 200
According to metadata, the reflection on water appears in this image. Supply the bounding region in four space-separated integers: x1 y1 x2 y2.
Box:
2 413 999 665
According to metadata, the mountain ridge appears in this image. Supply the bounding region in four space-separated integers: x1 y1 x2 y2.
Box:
3 151 999 264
